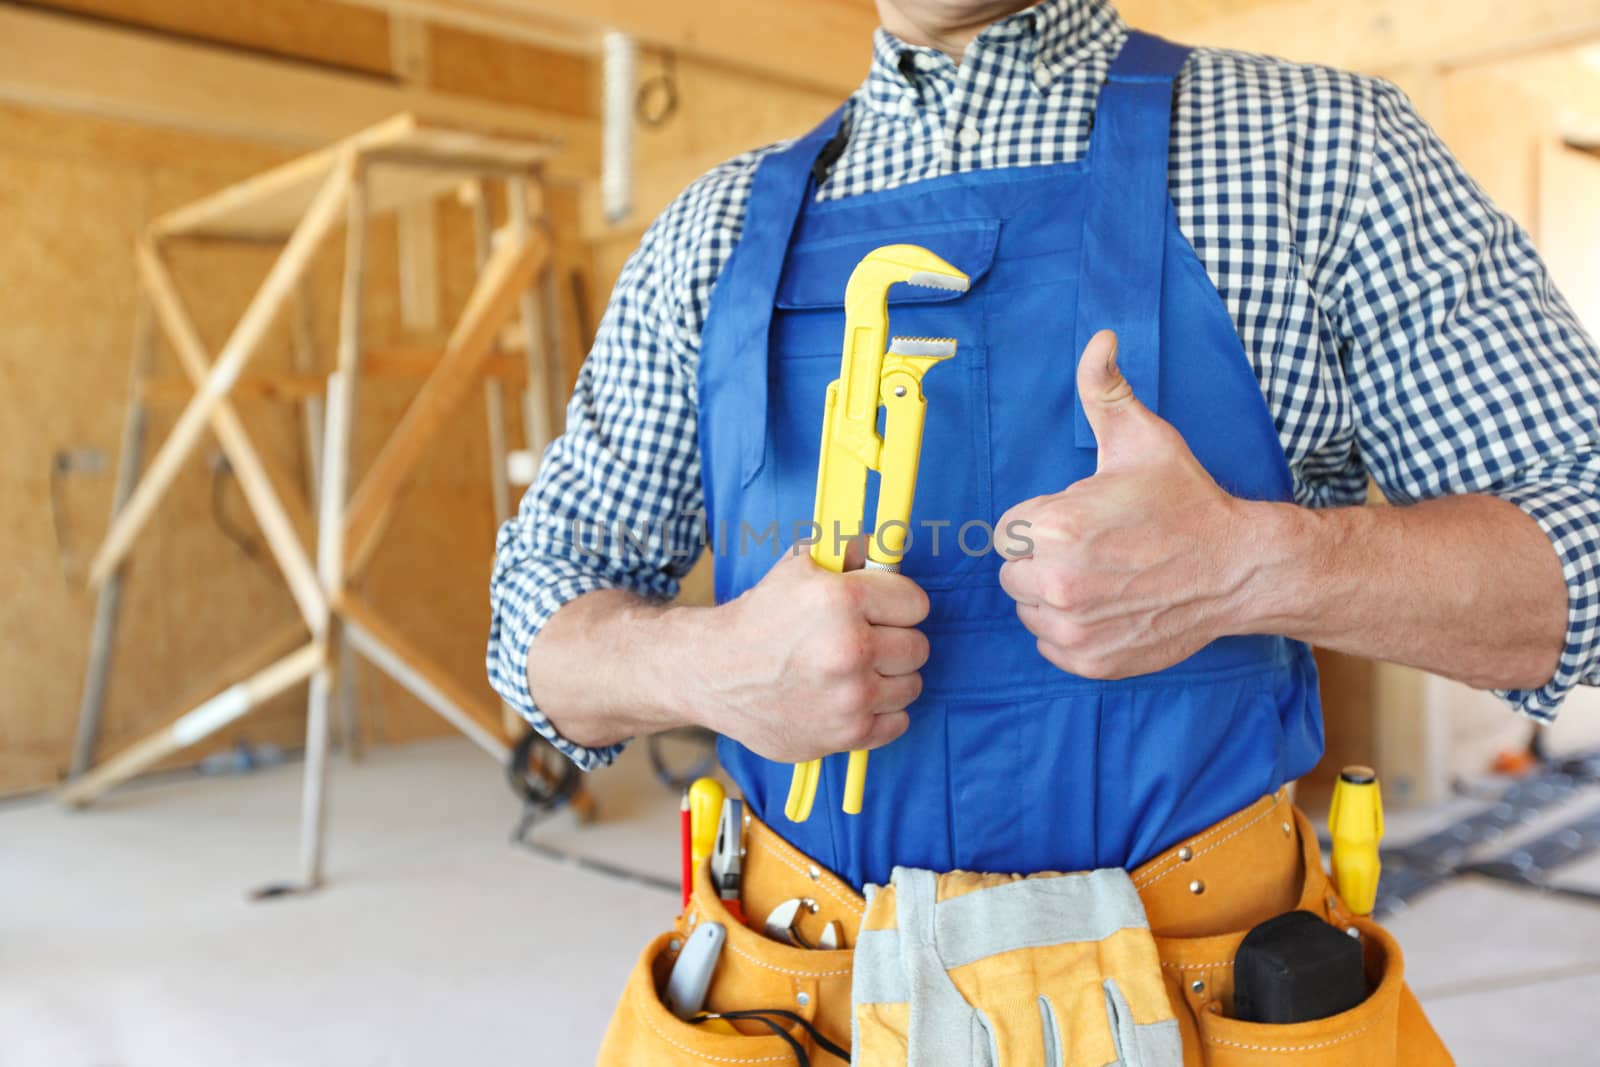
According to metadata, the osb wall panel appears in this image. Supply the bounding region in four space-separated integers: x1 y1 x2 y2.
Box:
30 0 599 120
31 0 393 75
429 23 594 118
0 102 587 792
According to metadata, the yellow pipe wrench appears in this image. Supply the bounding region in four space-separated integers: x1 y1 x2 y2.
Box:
785 244 970 823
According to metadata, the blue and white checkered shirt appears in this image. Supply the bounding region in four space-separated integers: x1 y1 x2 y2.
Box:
490 0 1600 769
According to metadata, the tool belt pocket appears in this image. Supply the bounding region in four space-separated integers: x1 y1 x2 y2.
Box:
597 930 818 1066
597 861 858 1067
1190 915 1407 1066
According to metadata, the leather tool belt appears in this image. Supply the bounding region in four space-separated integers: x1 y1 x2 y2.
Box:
597 791 1454 1066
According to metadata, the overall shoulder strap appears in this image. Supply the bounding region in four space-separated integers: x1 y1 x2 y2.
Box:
701 106 847 488
1071 31 1192 447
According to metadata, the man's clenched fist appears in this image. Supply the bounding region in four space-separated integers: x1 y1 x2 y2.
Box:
698 542 930 762
995 330 1250 679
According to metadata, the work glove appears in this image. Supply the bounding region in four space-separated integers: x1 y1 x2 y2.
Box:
852 866 1182 1067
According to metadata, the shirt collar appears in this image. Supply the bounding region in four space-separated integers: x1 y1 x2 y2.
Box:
862 0 1126 118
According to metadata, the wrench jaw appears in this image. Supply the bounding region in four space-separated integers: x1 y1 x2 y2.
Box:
887 336 959 358
837 246 969 454
844 244 972 306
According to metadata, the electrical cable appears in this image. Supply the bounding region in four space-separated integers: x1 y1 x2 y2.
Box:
209 458 263 563
48 452 80 582
690 1009 851 1064
507 724 581 810
647 727 718 791
506 726 680 894
636 50 680 128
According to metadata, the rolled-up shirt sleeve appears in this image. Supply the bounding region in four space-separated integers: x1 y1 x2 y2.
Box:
486 197 712 770
1335 81 1600 719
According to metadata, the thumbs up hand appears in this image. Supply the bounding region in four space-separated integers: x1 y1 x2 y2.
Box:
995 330 1252 679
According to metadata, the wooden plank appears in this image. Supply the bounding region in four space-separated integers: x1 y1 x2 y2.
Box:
139 353 529 403
342 227 549 575
508 177 559 452
332 0 876 95
132 242 326 629
40 0 394 76
357 0 602 55
152 114 552 240
297 169 369 884
68 295 159 780
326 180 371 576
338 595 510 760
470 179 513 522
0 7 593 187
59 627 318 808
291 278 325 508
391 16 442 331
87 160 353 593
336 594 589 808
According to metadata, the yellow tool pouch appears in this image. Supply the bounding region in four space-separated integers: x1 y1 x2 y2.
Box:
597 816 861 1065
1152 802 1452 1067
595 792 1454 1067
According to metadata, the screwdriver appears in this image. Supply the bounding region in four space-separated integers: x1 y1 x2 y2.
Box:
688 778 725 877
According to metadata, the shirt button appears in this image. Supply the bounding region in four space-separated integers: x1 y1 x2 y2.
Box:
956 123 981 148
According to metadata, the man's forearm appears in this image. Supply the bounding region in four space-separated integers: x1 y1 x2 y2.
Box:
527 590 706 749
1235 493 1567 690
525 551 933 761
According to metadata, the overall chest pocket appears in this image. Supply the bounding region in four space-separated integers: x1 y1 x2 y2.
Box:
764 221 999 589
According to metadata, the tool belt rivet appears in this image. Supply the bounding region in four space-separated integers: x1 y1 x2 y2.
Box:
1190 979 1205 995
808 865 821 881
797 991 811 1007
1177 846 1194 862
1188 879 1206 895
1282 821 1293 836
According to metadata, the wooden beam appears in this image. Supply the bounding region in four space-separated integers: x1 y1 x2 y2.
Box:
88 160 353 594
1127 0 1600 72
470 180 514 523
333 0 876 96
356 0 602 55
337 595 510 760
151 113 551 241
59 627 318 808
134 242 325 630
342 228 550 575
140 353 529 403
0 6 596 183
390 16 443 330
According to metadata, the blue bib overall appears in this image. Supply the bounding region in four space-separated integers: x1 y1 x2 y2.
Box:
697 33 1323 890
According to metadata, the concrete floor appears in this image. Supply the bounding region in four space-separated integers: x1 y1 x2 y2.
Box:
5 738 1598 1065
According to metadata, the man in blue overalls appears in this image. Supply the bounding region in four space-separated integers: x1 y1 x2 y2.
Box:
489 0 1599 1060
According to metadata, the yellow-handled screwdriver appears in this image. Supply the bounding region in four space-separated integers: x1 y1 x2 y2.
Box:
688 777 725 874
784 244 969 823
1329 765 1384 916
